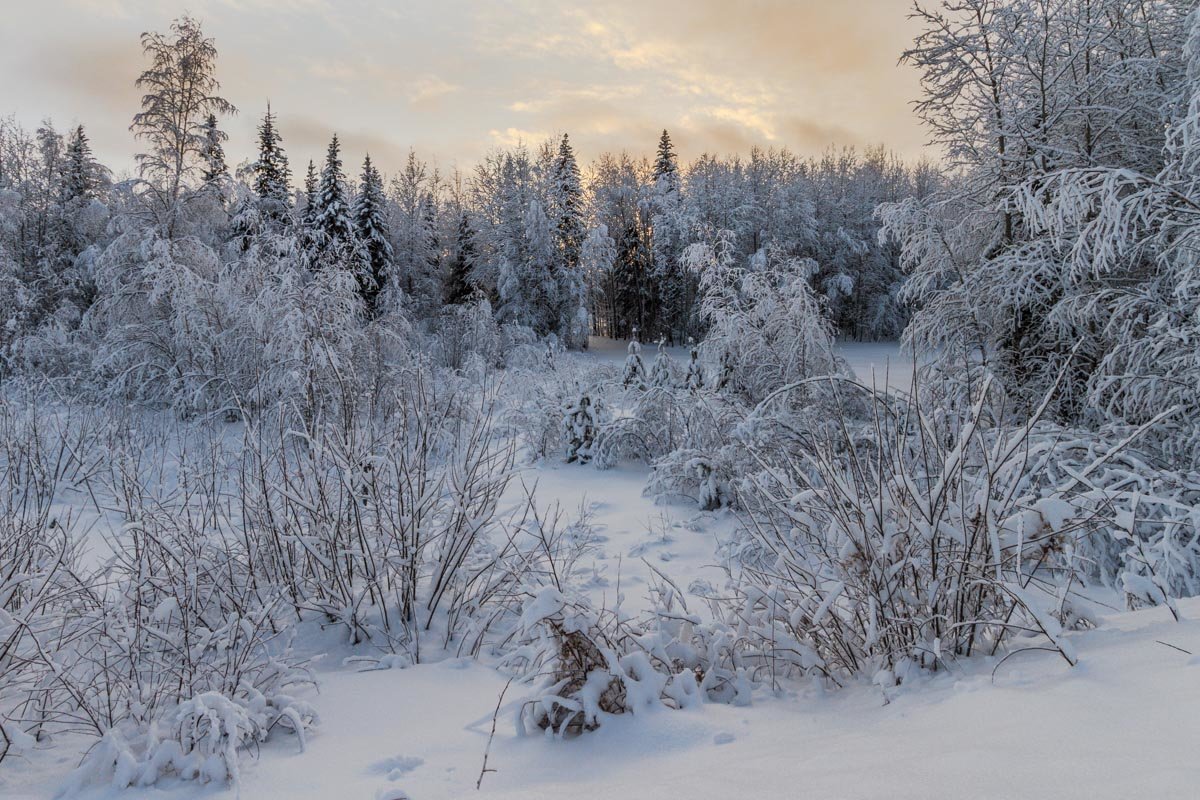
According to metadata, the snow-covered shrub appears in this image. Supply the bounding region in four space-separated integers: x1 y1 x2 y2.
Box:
0 402 101 764
428 298 502 373
721 376 1112 686
498 323 546 371
59 430 316 790
1006 422 1200 605
0 403 316 787
506 588 702 736
684 235 849 406
497 354 616 464
241 367 520 657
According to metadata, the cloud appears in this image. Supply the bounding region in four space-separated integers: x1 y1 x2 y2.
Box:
488 127 551 149
407 75 459 106
7 0 933 176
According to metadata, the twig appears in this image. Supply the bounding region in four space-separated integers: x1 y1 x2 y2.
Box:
477 676 514 790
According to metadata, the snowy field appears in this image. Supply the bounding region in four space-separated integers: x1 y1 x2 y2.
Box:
21 599 1197 800
4 340 1199 800
588 337 919 391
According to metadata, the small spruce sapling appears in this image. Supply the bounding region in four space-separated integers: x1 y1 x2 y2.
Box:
563 388 605 464
650 337 673 387
684 337 703 390
622 328 647 390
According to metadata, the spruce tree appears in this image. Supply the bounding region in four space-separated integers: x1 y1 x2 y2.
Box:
552 133 585 272
311 134 356 256
445 211 476 305
650 337 673 387
685 337 704 390
301 159 318 226
622 327 647 389
199 113 228 185
650 128 687 342
352 154 393 317
253 104 291 222
551 134 589 347
653 129 679 196
421 191 441 297
60 125 103 204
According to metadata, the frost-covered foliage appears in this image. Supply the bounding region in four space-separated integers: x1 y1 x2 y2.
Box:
0 400 316 787
881 0 1194 438
683 233 849 406
562 387 609 464
506 587 711 736
621 333 647 389
717 372 1200 687
997 7 1200 466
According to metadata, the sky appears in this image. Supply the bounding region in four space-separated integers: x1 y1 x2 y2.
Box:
1 0 931 180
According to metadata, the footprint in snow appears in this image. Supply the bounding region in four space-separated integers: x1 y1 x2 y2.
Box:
375 789 410 800
713 732 735 745
368 755 425 781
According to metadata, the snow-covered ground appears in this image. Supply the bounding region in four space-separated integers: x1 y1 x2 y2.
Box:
588 336 918 391
6 340 1198 800
10 597 1198 799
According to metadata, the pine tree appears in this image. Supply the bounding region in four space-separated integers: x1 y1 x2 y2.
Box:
353 154 393 317
253 104 291 222
311 134 357 257
445 211 476 305
199 113 228 185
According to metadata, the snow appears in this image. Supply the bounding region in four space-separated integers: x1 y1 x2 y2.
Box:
9 599 1197 800
8 338 1196 800
589 337 918 393
837 340 919 392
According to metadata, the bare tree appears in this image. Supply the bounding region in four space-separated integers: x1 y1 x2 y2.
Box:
131 15 235 237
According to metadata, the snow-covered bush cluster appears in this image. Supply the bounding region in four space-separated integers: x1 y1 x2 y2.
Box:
0 400 316 786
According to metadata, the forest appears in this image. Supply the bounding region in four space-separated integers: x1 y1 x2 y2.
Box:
1 2 1198 798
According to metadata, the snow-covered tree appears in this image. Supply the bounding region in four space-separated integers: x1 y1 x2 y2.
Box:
353 154 393 317
621 329 647 389
199 113 228 186
389 151 442 312
683 337 703 390
130 15 235 236
444 210 476 305
309 134 357 262
252 104 291 224
649 337 673 387
60 125 106 204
